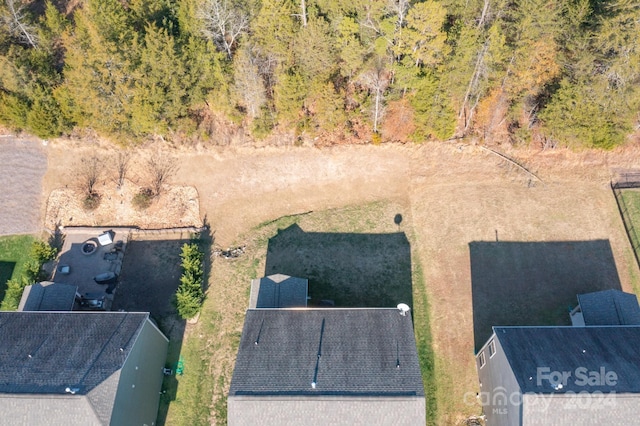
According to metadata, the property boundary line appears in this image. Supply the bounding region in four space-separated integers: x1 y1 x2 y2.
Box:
611 176 640 271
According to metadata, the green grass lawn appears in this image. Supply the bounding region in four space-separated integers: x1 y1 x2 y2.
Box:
0 235 36 308
621 190 640 235
163 201 435 425
620 190 640 259
620 190 640 294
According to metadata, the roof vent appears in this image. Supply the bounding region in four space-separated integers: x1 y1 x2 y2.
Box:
397 303 410 316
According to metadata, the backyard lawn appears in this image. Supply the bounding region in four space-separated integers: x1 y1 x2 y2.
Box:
162 200 435 425
0 235 36 308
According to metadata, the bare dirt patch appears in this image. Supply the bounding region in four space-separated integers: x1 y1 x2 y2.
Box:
44 182 202 230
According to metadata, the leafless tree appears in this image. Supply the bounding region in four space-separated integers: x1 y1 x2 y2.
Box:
115 151 130 188
359 58 391 133
76 154 101 196
2 0 38 48
457 38 490 136
197 0 248 58
234 47 267 119
387 0 410 29
292 0 307 26
147 154 178 197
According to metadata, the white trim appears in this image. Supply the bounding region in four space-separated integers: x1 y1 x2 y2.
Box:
488 339 496 358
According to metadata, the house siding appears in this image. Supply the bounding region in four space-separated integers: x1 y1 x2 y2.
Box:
477 334 522 426
109 319 168 426
228 396 426 426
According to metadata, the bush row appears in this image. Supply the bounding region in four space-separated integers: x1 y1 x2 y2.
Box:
175 242 205 319
3 241 58 310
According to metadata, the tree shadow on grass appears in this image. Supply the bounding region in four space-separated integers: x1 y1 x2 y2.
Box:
470 240 622 352
264 223 413 308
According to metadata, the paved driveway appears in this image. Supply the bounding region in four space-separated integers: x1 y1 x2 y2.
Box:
0 137 47 235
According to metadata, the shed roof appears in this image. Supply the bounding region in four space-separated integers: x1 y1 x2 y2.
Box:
229 308 424 397
494 326 640 394
249 274 308 308
18 281 78 311
577 289 640 325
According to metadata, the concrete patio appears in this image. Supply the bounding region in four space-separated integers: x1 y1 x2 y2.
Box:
52 227 133 310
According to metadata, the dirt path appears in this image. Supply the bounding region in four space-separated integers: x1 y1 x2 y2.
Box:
0 137 47 235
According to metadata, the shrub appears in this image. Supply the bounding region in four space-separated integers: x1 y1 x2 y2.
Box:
83 193 101 211
31 241 58 264
175 242 205 319
1 240 58 310
132 188 154 210
4 277 30 310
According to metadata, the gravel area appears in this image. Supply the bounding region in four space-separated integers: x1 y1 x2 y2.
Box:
0 137 47 235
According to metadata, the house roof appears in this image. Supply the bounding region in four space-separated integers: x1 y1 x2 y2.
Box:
18 281 78 311
249 274 308 308
494 326 640 394
229 308 424 397
577 289 640 325
0 312 148 395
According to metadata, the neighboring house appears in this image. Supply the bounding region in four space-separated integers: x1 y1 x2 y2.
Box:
0 311 168 426
569 289 640 326
228 308 425 425
249 274 308 308
18 281 78 311
477 290 640 425
476 326 640 425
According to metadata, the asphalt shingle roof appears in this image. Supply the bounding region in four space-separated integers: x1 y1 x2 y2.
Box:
495 326 640 394
229 308 424 397
249 274 308 308
0 312 148 395
18 282 77 311
578 289 640 325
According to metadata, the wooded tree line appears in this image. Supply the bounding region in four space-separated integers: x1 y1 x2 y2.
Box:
0 0 637 147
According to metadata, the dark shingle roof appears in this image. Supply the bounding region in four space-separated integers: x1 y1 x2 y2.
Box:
249 275 308 308
18 282 78 311
495 326 640 394
229 309 424 397
578 289 640 325
0 312 148 395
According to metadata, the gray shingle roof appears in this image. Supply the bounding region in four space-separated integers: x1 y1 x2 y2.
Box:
229 308 424 397
495 326 640 394
18 282 78 311
249 274 308 308
0 312 148 395
578 289 640 325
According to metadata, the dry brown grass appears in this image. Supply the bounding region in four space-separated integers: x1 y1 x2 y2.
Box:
37 138 640 425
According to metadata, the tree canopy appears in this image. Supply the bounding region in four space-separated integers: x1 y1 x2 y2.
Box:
0 0 637 148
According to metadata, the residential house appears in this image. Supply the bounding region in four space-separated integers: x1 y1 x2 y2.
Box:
476 290 640 425
228 308 425 425
0 311 168 426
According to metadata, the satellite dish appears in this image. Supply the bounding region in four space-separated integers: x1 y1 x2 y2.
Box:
397 303 411 316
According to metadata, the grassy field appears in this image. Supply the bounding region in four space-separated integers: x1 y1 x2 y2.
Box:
0 235 36 308
163 200 436 425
